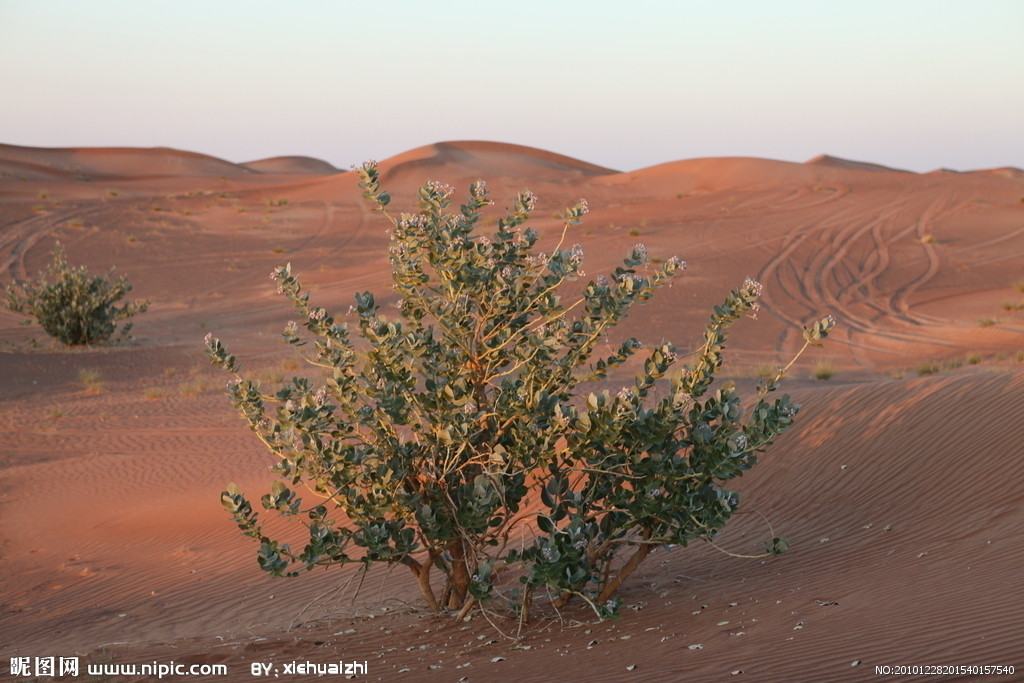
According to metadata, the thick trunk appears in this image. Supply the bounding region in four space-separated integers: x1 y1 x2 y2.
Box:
597 541 652 604
446 537 472 610
403 553 439 612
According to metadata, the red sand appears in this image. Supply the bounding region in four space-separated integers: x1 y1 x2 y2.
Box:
1 141 1022 681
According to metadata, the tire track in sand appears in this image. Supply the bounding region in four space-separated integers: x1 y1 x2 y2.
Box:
756 184 971 363
0 204 116 281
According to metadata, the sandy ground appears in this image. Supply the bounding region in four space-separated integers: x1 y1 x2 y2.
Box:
1 141 1022 681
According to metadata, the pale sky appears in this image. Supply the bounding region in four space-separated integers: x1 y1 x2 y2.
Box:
1 0 1021 172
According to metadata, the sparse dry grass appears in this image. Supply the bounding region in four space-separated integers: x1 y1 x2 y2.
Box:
178 377 210 396
813 359 835 380
78 368 103 394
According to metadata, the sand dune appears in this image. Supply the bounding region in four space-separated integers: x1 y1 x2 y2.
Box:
379 141 617 197
805 154 911 174
240 156 344 175
0 143 254 180
1 140 1022 681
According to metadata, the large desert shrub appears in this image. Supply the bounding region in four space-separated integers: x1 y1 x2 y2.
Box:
4 243 149 346
207 163 834 621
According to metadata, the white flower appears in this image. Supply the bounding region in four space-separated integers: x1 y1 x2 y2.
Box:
743 278 763 297
426 180 454 197
520 191 538 211
399 214 428 230
666 256 687 271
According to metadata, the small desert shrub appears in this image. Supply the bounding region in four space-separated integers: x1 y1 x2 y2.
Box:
178 378 209 396
628 228 640 237
753 363 776 380
143 387 163 400
1014 279 1024 294
78 368 103 393
208 164 835 621
889 369 905 380
916 361 941 376
966 353 982 365
813 359 835 380
4 243 149 346
978 317 998 328
257 368 284 384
